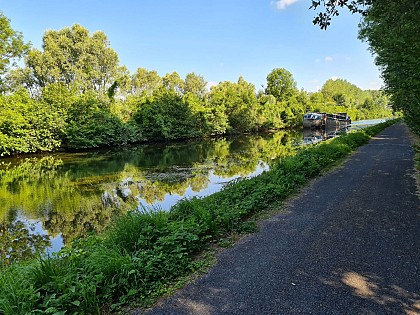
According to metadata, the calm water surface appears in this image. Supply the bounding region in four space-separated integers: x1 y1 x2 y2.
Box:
1 131 302 259
0 120 385 261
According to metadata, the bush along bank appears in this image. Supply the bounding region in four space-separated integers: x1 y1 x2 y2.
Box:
0 119 399 314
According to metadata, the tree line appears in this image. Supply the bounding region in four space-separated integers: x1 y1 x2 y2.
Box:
0 15 394 156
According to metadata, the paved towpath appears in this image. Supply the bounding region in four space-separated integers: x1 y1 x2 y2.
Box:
139 123 420 315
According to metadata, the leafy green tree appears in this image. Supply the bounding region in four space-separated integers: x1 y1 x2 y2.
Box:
296 89 311 112
184 72 207 98
257 93 286 129
0 90 64 155
265 68 298 102
368 90 391 113
321 78 364 109
65 94 137 148
360 90 393 118
182 92 211 136
162 71 184 95
234 77 260 131
311 0 419 133
201 94 229 135
131 67 162 96
332 93 347 107
309 91 325 111
308 78 393 120
359 0 420 133
22 24 119 94
6 67 38 96
0 11 30 90
107 65 131 100
133 92 197 140
208 77 259 133
286 94 307 126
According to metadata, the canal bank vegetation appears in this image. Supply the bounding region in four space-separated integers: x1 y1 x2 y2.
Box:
0 15 395 156
0 119 398 314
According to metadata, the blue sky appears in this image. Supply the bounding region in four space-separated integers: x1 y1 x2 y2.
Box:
1 0 382 92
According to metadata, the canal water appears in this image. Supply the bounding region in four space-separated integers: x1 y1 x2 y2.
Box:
1 131 301 260
0 120 385 262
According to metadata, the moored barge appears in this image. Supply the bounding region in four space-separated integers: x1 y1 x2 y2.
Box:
303 112 351 129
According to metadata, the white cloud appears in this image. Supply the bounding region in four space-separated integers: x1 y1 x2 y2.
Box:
330 76 340 81
271 0 300 10
325 56 333 62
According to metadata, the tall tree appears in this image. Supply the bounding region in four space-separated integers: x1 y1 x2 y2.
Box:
131 67 162 96
162 71 184 95
0 12 30 90
184 72 207 98
310 0 420 133
133 93 197 140
209 77 259 132
22 24 120 94
359 0 420 133
257 93 286 129
265 68 298 102
321 78 365 109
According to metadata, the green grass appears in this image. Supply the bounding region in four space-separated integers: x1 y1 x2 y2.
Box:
0 119 399 314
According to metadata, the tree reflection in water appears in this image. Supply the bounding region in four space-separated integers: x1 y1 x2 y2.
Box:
0 130 300 262
0 220 50 266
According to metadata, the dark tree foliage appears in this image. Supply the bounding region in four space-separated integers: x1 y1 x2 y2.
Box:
359 0 420 134
133 92 198 140
65 95 137 149
311 0 420 134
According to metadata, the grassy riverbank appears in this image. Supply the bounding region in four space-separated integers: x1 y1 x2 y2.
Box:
0 120 398 314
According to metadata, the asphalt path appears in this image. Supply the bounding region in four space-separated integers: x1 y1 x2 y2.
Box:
139 123 420 315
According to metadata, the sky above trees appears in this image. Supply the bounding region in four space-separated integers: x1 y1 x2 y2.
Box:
2 0 382 92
